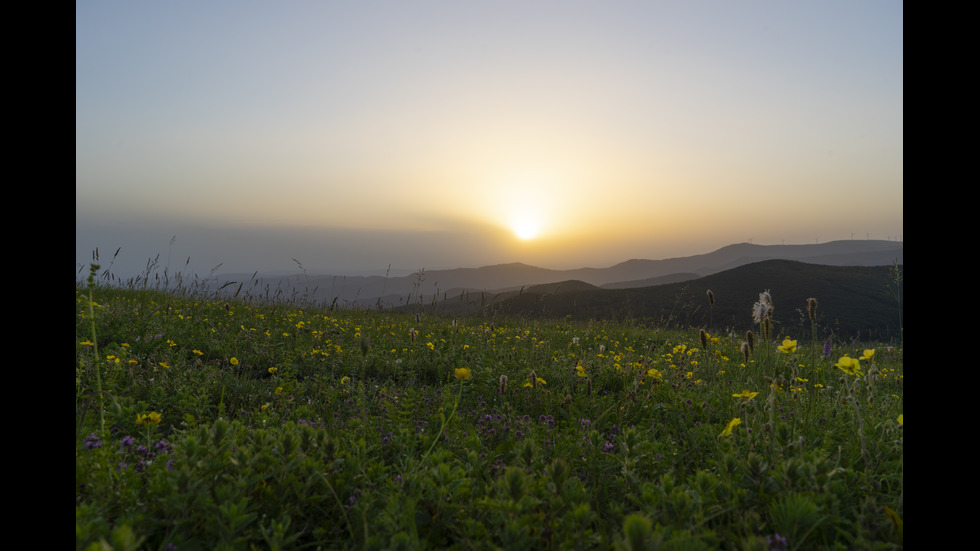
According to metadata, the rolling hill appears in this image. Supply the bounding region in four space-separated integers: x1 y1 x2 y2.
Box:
417 259 903 341
217 240 903 311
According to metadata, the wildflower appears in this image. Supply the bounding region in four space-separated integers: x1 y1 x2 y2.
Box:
719 417 741 438
524 371 546 388
699 329 708 348
340 376 350 385
454 368 471 380
268 367 278 374
136 411 162 425
746 330 755 352
84 433 102 449
80 340 94 347
777 338 797 353
158 362 170 369
897 414 903 426
740 341 750 361
822 338 832 358
498 374 508 394
192 349 204 356
229 357 239 366
575 360 587 378
732 390 759 400
835 356 863 376
769 533 788 551
860 349 875 361
646 368 663 380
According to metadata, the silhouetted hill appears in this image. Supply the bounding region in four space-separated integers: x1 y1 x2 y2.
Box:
215 240 902 311
600 273 701 289
465 260 903 340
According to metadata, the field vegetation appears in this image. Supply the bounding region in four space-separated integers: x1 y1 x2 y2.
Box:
76 262 903 550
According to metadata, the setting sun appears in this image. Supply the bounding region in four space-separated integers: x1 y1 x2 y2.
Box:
513 220 540 241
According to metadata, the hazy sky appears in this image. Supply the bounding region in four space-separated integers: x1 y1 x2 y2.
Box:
76 1 903 279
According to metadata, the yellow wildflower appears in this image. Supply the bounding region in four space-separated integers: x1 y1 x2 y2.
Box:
229 357 239 366
835 356 863 376
454 368 471 380
646 368 663 380
523 376 546 388
192 349 204 356
732 390 759 400
860 349 875 361
720 418 741 437
897 414 903 426
136 411 161 425
777 338 797 353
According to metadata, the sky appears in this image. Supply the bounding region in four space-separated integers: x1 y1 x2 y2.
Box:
76 1 903 279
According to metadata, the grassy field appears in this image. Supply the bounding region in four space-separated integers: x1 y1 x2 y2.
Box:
76 266 903 550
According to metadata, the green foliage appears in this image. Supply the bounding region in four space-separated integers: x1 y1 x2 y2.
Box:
76 279 903 550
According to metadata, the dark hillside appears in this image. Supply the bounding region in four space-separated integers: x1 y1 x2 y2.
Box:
487 260 902 340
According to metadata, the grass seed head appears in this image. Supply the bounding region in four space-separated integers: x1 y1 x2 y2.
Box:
807 297 819 320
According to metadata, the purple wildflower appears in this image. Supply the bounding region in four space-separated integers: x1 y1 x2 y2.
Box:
84 433 102 449
769 533 788 551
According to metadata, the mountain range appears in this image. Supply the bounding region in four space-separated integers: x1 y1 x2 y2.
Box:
218 240 902 337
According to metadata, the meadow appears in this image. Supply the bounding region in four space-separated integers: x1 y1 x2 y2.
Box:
76 264 903 550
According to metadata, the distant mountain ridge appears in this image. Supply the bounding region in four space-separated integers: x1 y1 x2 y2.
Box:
216 240 902 309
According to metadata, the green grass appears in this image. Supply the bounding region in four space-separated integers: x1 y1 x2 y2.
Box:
76 269 903 550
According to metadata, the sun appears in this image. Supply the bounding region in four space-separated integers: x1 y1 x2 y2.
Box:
513 220 540 241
